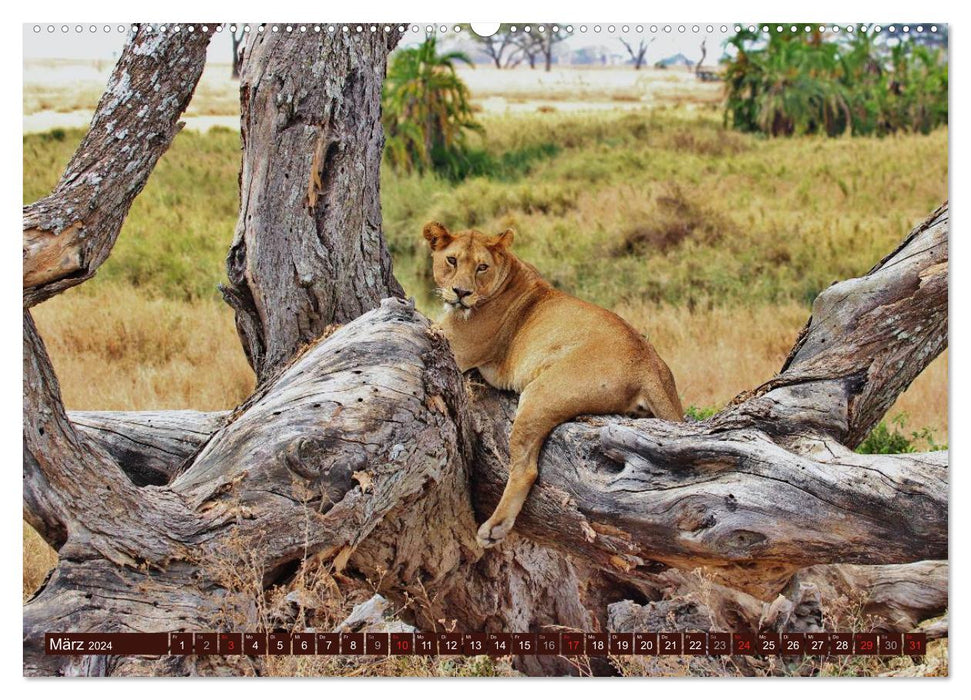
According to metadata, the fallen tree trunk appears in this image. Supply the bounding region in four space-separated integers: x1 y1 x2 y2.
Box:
22 22 948 678
71 410 229 486
784 560 948 634
469 388 945 598
722 203 948 449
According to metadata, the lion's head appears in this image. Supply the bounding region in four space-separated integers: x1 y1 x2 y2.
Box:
423 222 515 313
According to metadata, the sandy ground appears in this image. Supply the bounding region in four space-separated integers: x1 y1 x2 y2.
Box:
23 59 722 133
24 110 241 133
457 64 721 101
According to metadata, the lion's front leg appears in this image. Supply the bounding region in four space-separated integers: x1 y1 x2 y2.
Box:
477 390 563 548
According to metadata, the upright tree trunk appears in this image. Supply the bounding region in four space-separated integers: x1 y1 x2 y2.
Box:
221 28 405 382
230 29 244 79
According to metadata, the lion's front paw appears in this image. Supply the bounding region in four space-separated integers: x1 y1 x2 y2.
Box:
477 517 515 549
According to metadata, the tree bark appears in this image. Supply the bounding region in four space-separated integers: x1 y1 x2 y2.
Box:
468 390 945 600
23 26 212 308
221 29 405 382
22 21 948 677
70 410 230 486
230 27 244 79
24 299 478 675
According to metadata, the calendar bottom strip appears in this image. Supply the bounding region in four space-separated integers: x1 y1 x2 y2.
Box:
45 631 927 657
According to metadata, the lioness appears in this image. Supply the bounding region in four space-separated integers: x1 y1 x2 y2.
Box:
423 222 684 548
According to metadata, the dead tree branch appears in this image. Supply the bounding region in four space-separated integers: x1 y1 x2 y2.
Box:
23 27 212 307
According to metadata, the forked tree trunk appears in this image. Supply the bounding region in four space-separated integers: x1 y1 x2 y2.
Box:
221 27 404 382
22 26 948 677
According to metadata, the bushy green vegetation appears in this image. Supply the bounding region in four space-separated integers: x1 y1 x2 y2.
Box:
684 405 718 421
856 414 946 454
724 26 948 137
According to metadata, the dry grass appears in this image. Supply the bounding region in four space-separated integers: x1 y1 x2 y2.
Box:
618 301 948 443
31 283 254 411
456 65 724 108
23 524 57 602
193 519 518 677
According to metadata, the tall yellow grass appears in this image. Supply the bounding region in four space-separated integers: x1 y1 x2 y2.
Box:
31 283 254 411
618 300 947 440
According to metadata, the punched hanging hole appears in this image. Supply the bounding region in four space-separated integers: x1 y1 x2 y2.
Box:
469 23 501 37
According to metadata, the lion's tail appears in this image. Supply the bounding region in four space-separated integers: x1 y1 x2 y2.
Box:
633 356 684 422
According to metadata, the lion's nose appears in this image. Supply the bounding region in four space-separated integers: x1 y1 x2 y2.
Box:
452 287 472 300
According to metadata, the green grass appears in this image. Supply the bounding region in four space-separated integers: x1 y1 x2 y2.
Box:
384 108 947 312
856 414 947 454
24 126 242 301
24 109 947 314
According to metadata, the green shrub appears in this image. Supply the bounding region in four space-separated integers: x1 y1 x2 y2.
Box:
856 414 946 454
383 35 482 176
724 25 948 137
685 405 718 421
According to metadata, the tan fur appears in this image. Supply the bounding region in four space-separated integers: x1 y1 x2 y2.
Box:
423 221 684 548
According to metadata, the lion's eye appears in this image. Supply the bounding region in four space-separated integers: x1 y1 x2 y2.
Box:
446 257 457 266
476 263 489 273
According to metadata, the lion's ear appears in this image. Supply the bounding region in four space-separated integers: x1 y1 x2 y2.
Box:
488 228 515 250
422 222 453 251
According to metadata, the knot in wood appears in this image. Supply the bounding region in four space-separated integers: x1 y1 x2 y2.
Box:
677 502 716 533
282 437 325 480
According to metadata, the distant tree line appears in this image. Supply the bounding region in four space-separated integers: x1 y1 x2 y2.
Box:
463 24 570 71
724 25 948 137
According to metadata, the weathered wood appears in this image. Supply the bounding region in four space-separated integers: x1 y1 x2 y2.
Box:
24 300 479 675
23 312 202 559
23 26 212 308
608 560 946 638
914 613 948 640
468 385 946 598
721 203 948 448
221 29 405 382
784 561 948 633
23 309 216 675
608 598 716 633
71 410 229 485
21 17 948 676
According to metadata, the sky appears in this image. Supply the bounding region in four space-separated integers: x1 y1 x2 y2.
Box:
24 22 946 70
24 23 227 61
22 22 748 67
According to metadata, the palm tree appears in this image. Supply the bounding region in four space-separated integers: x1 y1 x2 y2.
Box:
383 35 483 174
